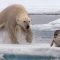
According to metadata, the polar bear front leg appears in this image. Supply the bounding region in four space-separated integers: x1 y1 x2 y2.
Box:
26 28 33 43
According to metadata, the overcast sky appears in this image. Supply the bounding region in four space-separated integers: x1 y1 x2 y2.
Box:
0 0 60 13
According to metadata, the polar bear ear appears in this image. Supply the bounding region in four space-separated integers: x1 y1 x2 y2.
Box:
16 17 20 25
16 17 20 22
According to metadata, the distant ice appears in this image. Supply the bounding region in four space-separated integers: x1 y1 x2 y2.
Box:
0 0 60 14
48 18 60 24
32 18 60 31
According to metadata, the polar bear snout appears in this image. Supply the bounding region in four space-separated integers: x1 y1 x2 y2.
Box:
26 25 29 29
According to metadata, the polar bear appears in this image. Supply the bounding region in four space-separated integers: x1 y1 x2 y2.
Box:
0 4 33 44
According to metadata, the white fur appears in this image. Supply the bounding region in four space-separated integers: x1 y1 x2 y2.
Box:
0 28 30 44
16 28 30 44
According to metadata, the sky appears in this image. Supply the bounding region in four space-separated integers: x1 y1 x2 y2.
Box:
0 0 60 13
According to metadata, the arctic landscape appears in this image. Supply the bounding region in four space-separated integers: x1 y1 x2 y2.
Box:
0 0 60 60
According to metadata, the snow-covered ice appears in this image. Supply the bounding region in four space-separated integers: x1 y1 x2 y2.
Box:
0 43 59 56
32 18 60 31
0 0 60 14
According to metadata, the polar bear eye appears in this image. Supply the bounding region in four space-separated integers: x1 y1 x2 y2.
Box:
29 21 30 23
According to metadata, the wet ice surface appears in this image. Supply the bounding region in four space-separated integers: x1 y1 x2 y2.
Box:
0 44 60 60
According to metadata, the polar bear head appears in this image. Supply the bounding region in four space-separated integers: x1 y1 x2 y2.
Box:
16 14 32 31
